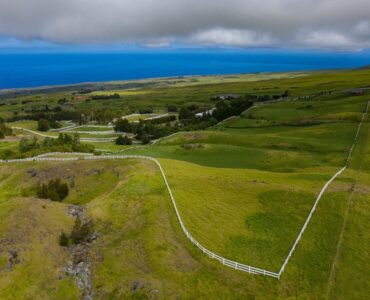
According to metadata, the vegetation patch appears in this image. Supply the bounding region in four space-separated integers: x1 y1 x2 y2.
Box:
36 178 69 202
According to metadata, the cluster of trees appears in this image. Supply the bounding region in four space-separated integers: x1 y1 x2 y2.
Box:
115 135 132 145
167 105 178 112
36 178 69 202
178 104 202 120
13 133 94 158
138 107 154 114
76 89 93 94
114 118 176 144
90 93 120 100
243 90 290 102
178 99 253 126
37 119 60 131
213 99 254 121
114 99 254 143
114 119 133 132
0 122 12 139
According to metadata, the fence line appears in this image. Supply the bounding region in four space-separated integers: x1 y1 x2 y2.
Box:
11 127 118 142
279 100 369 276
1 100 368 279
0 153 280 278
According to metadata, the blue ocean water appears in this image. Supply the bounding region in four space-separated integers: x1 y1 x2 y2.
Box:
1 50 370 89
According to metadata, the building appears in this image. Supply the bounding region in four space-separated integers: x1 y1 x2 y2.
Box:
348 89 364 96
215 94 240 100
195 108 216 118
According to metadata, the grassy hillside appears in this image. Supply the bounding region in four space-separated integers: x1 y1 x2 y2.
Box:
0 68 369 299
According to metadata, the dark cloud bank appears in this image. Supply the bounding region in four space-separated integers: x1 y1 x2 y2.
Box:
0 0 370 50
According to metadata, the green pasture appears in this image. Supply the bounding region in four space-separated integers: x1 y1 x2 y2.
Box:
73 126 114 132
0 68 369 299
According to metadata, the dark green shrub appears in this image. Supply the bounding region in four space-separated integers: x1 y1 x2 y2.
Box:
36 178 69 202
70 217 93 244
116 135 132 145
38 119 50 131
141 134 151 145
59 231 69 247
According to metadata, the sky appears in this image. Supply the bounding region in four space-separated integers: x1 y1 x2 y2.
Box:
0 0 370 51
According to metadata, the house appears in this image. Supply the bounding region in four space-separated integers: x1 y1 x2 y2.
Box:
195 108 216 118
348 89 364 96
215 94 240 100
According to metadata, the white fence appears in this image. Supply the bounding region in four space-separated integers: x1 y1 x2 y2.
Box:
11 127 118 142
1 101 368 279
278 100 369 276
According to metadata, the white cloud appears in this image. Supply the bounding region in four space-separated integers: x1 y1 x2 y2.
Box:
0 0 369 50
191 28 273 47
355 21 370 36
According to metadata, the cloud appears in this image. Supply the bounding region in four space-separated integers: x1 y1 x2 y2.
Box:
0 0 369 50
298 30 366 50
191 28 274 47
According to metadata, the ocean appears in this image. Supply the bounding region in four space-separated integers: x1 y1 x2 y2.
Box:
1 50 370 89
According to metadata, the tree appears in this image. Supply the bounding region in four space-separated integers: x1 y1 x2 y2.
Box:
0 123 12 139
38 119 50 131
48 120 61 129
141 134 151 145
114 119 132 132
179 107 193 120
36 178 69 202
282 90 291 98
71 133 80 151
70 217 93 244
19 137 39 153
116 135 132 145
167 105 178 112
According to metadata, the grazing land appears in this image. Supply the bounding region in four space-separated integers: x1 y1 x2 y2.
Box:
0 68 369 299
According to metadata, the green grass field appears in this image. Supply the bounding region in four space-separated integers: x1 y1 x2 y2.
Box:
0 68 369 299
72 126 114 132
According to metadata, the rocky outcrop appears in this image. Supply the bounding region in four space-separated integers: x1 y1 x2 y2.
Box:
64 205 99 300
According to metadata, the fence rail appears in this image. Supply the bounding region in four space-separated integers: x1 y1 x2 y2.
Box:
1 101 368 279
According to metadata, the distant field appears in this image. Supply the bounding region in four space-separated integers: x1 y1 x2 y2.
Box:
122 113 162 122
73 126 114 132
2 68 370 120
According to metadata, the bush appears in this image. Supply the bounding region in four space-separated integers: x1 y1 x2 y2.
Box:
213 99 253 122
167 105 178 112
38 119 50 131
59 231 69 247
36 178 69 202
15 133 95 159
114 119 132 132
178 107 193 120
48 120 61 129
0 123 12 139
139 107 153 114
141 134 151 145
90 93 120 100
116 135 132 145
70 217 94 244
